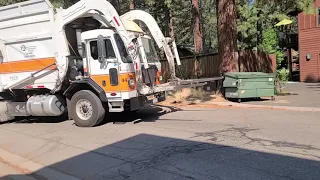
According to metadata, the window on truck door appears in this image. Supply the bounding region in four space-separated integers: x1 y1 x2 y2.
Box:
89 39 116 60
114 34 132 63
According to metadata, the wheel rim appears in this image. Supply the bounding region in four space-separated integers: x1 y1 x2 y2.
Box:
76 99 93 121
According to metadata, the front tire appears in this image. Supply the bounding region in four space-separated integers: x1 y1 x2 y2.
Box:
70 90 105 127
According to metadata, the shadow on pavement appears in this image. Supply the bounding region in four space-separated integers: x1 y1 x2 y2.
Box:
0 105 183 126
1 133 320 180
227 97 271 103
0 116 69 126
104 105 183 125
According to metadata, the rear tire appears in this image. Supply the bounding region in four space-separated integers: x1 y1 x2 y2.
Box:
70 90 105 127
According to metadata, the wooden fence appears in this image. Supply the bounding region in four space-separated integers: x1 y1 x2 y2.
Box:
160 51 276 82
239 51 276 73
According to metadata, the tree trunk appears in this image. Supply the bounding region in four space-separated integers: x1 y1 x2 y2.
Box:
169 9 175 39
217 0 238 73
192 0 203 54
164 5 170 37
199 0 206 52
129 0 134 10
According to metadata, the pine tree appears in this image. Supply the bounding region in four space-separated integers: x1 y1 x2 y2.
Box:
217 0 238 72
192 0 203 53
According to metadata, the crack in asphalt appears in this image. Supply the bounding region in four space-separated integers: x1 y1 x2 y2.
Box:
190 127 320 180
162 164 224 180
115 142 231 179
192 127 320 153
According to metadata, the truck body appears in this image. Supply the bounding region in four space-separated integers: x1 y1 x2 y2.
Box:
0 0 221 127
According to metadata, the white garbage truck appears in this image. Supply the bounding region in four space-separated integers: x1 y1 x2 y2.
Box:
0 0 221 127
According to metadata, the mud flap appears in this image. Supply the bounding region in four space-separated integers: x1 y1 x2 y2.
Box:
66 98 73 120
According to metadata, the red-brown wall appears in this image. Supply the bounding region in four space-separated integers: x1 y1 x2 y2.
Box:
298 0 320 82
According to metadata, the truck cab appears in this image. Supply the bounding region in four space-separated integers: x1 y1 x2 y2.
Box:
78 27 164 113
81 29 136 97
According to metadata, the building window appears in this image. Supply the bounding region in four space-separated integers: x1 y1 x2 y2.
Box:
318 8 320 26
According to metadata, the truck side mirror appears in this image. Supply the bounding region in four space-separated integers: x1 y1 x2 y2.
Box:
80 43 86 58
97 35 106 63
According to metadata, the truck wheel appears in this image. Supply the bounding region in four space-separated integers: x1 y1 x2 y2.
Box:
70 90 105 127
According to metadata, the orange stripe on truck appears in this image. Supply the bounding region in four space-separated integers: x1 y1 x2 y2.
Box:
91 73 136 92
0 57 56 74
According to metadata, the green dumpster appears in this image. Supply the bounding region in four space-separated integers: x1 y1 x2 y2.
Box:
223 72 275 103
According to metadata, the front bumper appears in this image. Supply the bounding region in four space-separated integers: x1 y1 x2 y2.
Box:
129 92 166 111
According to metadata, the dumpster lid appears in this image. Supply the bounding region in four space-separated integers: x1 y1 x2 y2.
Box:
224 72 274 79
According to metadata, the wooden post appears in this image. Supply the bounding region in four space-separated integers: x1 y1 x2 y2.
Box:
287 48 292 81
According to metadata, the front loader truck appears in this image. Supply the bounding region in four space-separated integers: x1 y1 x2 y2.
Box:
0 0 220 127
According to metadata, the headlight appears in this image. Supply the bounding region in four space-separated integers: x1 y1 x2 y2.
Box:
128 78 136 89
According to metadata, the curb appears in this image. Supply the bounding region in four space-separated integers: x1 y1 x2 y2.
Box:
0 148 81 180
165 102 320 112
209 102 320 112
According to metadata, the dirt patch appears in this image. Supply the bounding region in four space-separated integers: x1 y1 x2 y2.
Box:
159 88 227 106
159 95 319 112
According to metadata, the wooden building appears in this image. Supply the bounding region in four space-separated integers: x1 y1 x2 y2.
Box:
298 0 320 82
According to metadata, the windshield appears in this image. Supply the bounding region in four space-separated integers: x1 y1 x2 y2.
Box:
114 34 132 63
141 37 160 63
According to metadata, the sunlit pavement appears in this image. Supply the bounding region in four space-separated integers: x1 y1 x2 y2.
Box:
0 106 319 180
243 82 320 108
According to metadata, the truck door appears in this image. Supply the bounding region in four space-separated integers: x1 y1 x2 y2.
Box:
139 36 160 88
87 36 121 98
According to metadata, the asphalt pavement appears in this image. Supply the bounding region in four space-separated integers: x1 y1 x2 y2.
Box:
243 82 320 108
0 106 319 180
